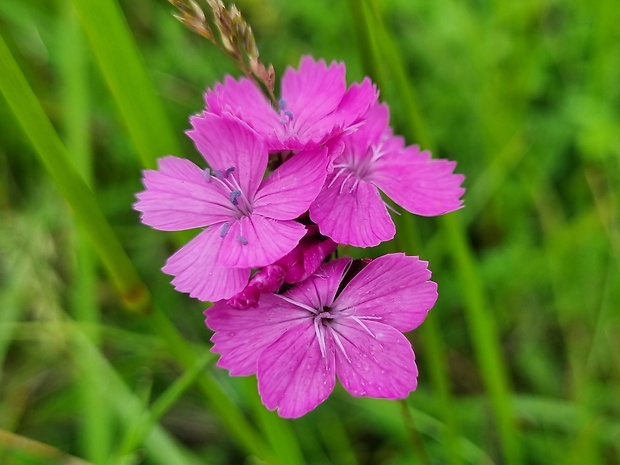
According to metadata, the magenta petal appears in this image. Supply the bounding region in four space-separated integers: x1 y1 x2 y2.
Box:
162 228 250 301
281 56 346 130
204 76 280 136
310 177 395 247
332 320 418 398
345 102 390 148
373 146 465 216
257 321 336 418
334 253 437 332
254 148 329 220
134 156 232 231
322 78 379 135
206 294 308 375
188 113 268 199
284 258 351 310
217 215 306 268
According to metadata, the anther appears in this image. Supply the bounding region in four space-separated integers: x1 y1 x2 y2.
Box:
203 168 211 182
279 110 294 125
229 189 241 206
225 167 235 177
219 222 230 238
236 235 248 245
278 98 287 109
212 169 225 180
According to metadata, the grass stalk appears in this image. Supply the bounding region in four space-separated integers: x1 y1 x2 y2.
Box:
57 3 112 463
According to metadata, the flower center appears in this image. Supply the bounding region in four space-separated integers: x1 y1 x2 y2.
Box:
204 166 254 217
204 166 253 245
278 98 295 125
329 141 390 193
316 307 334 323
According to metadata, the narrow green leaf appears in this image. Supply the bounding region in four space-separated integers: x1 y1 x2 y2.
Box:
70 324 203 465
0 31 149 312
57 2 112 462
243 377 306 465
70 0 181 168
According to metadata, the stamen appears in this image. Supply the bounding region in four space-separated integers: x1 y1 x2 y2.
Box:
351 316 376 338
219 222 230 238
274 293 318 314
327 167 346 189
279 110 294 125
339 172 354 194
229 189 241 206
314 318 327 358
384 202 401 216
327 326 351 363
236 235 248 245
348 177 361 194
278 98 287 109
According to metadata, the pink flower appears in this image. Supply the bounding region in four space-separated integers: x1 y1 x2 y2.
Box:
204 56 378 151
134 114 329 302
206 253 438 418
310 103 466 247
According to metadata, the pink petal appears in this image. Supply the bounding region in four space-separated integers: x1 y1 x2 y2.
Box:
187 113 267 199
217 215 306 268
257 321 336 418
333 253 437 332
253 148 329 220
206 294 308 375
204 76 280 136
322 78 379 135
162 228 250 301
372 145 465 216
281 56 346 131
134 156 233 231
310 176 395 247
332 319 418 398
344 102 390 148
283 258 351 310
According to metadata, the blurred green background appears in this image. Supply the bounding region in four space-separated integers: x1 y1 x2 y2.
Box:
1 0 619 464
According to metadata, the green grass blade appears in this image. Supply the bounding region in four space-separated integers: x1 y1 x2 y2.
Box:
441 213 522 465
113 353 213 463
0 31 149 312
148 308 275 462
243 377 306 465
70 0 181 168
395 215 463 465
70 324 203 465
57 3 112 462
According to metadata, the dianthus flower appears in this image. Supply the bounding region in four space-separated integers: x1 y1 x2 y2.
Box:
206 253 438 418
204 56 378 152
134 114 329 302
310 103 465 247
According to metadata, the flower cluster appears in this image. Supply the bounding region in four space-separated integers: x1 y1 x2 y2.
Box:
135 56 464 417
